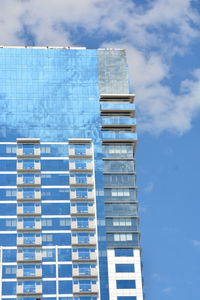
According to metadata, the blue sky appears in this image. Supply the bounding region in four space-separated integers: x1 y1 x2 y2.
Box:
0 0 200 299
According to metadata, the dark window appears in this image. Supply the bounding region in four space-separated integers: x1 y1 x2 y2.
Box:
116 264 134 273
116 280 136 289
115 248 134 257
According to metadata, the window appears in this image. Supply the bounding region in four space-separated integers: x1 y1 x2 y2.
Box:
114 234 133 242
6 219 16 227
116 264 135 273
6 146 16 153
6 190 16 197
42 219 52 227
116 280 136 289
5 266 16 274
103 143 133 156
42 234 52 242
115 248 134 257
41 146 51 153
113 218 132 226
60 219 70 226
111 189 130 197
43 249 54 258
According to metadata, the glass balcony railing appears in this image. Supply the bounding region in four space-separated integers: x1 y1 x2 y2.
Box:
77 221 89 228
23 206 35 214
78 252 90 259
77 206 88 213
23 177 35 184
101 103 135 111
23 162 35 169
24 236 35 244
101 117 136 126
23 269 35 276
75 149 86 155
24 252 35 260
80 284 91 292
23 147 35 155
23 191 35 199
76 177 87 184
76 191 88 198
79 268 91 275
78 237 90 244
102 131 137 141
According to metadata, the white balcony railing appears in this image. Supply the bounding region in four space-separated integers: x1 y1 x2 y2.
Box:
17 268 42 278
17 220 42 231
70 191 94 201
17 251 42 262
17 205 41 216
17 148 41 157
73 283 98 294
70 205 95 215
72 267 98 277
72 251 97 262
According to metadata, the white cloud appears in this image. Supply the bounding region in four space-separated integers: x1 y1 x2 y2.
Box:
162 287 172 294
192 240 200 246
0 0 199 134
144 182 154 193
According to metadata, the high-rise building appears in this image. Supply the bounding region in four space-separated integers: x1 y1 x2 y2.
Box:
0 46 143 300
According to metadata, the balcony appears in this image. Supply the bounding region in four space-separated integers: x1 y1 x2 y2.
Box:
69 162 93 172
70 205 95 216
17 284 42 296
17 236 42 247
17 147 40 158
17 220 42 232
72 267 98 278
72 251 97 262
101 131 137 142
71 236 96 246
68 148 92 157
17 161 41 172
17 205 41 216
100 102 135 111
17 267 42 279
70 191 94 201
17 251 42 263
73 283 98 294
71 220 95 231
101 117 136 126
70 176 93 186
17 176 41 187
17 190 41 201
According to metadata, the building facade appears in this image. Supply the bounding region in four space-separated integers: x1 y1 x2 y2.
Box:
0 47 143 300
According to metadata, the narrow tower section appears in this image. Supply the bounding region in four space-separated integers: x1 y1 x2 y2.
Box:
16 138 42 299
69 139 99 298
100 94 143 300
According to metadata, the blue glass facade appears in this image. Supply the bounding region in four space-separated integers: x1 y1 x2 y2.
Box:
0 47 143 300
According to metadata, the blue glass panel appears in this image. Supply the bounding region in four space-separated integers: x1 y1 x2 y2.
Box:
41 188 69 200
2 282 16 295
42 265 56 278
41 174 69 185
58 280 72 294
43 281 56 294
41 160 69 171
3 249 16 262
0 174 16 185
58 264 72 277
0 160 16 171
58 249 71 261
